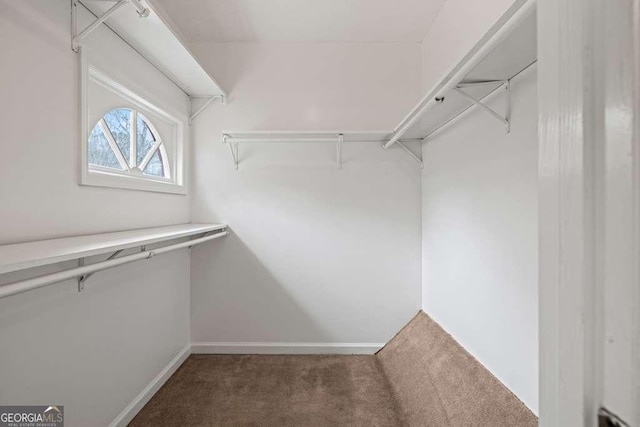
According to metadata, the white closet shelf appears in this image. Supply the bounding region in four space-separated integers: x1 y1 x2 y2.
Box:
0 223 227 276
221 131 424 169
384 0 536 147
223 130 391 141
222 1 536 169
75 0 226 99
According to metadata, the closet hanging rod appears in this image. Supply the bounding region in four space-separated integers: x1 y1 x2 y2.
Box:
0 230 228 300
383 0 535 149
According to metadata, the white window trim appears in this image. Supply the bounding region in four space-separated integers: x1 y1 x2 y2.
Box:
80 56 187 195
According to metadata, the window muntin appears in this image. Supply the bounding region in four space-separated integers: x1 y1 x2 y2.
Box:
88 108 170 180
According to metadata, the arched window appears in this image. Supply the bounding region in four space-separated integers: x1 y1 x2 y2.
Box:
88 108 170 179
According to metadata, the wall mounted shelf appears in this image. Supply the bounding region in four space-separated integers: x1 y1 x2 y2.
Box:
74 0 226 122
221 131 423 169
384 0 536 148
0 223 228 298
222 1 536 169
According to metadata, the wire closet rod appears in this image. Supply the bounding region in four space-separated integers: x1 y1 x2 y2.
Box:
0 230 228 300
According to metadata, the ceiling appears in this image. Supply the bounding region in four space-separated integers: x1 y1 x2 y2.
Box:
152 0 448 43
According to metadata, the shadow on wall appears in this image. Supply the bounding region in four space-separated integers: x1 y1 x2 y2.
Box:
190 231 330 343
189 139 422 345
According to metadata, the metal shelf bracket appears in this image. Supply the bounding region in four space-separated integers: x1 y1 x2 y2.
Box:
223 135 239 171
381 138 423 168
336 134 343 169
189 230 220 252
71 0 149 53
454 80 511 133
396 141 424 168
189 95 226 125
77 250 123 292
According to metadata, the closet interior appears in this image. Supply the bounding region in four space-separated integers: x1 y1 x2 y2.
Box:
1 0 548 425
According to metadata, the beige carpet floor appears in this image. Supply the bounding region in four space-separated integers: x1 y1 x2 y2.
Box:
377 311 537 426
130 312 537 426
130 354 403 426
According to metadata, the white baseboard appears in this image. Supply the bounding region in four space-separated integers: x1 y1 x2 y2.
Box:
191 342 385 355
110 344 191 427
109 341 383 426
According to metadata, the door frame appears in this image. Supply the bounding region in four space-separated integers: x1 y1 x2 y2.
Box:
538 0 640 425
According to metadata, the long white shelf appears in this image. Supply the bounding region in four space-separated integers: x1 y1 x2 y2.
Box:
401 6 536 140
385 0 536 147
222 130 392 143
221 130 424 169
220 0 536 169
0 223 226 275
78 0 226 98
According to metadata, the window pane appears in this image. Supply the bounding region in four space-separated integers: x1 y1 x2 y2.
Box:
137 113 156 166
143 150 164 177
103 109 131 160
88 125 121 169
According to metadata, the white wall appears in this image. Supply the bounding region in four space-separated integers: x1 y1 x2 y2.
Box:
420 1 538 412
0 0 190 244
0 251 190 426
0 2 191 425
189 42 423 350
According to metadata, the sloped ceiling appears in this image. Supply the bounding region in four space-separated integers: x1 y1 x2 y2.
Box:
152 0 448 43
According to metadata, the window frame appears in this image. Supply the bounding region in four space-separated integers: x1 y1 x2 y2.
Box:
89 108 171 180
80 60 187 195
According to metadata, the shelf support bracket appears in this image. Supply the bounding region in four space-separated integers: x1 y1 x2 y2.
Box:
189 95 226 125
77 257 85 291
396 141 424 168
189 233 210 253
189 229 224 252
77 250 123 292
232 141 239 171
223 135 239 171
336 134 343 169
505 79 511 133
454 83 510 132
71 0 131 52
